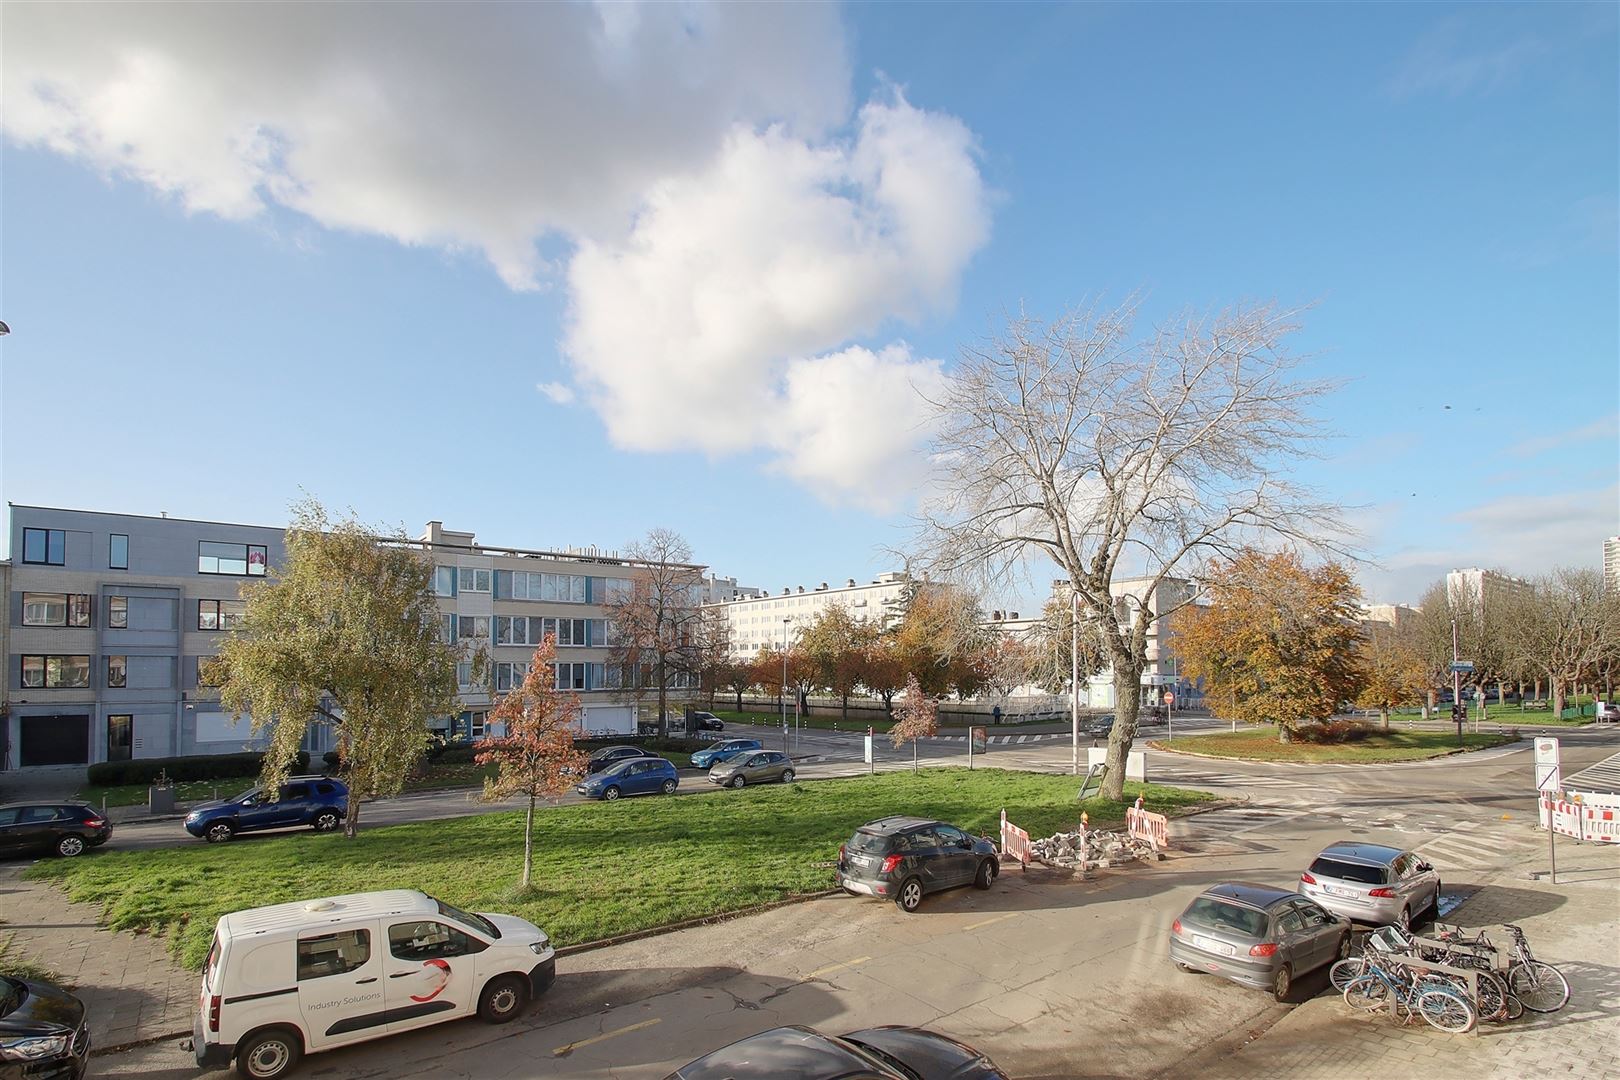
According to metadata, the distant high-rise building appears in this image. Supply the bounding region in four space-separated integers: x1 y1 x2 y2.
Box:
1445 567 1531 609
1605 537 1620 593
1361 603 1419 632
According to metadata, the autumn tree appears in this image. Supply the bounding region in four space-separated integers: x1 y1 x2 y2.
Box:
1355 622 1428 730
604 529 703 737
752 645 786 709
477 636 589 889
1174 549 1365 742
1510 568 1620 717
214 499 463 838
799 604 877 724
859 636 908 717
890 673 939 771
894 586 986 698
918 302 1347 797
721 656 757 712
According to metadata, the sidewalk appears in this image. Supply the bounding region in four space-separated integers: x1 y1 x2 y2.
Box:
1188 830 1620 1080
0 863 195 1052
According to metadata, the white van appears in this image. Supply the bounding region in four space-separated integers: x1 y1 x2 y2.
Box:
191 890 556 1079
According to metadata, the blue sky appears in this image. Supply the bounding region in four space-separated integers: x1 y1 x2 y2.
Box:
2 2 1615 606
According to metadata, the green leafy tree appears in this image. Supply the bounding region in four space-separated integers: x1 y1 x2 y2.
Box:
889 673 939 771
477 636 590 889
214 500 463 837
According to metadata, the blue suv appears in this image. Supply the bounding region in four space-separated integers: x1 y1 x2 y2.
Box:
690 739 764 770
183 776 348 843
576 757 678 801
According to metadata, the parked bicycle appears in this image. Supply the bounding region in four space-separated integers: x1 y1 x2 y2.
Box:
1342 955 1479 1033
1434 922 1570 1014
1330 925 1513 1023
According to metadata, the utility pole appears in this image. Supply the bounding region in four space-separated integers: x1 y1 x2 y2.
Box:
781 617 792 755
1071 589 1080 776
1451 615 1463 748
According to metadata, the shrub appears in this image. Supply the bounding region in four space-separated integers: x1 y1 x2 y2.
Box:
432 745 480 765
1298 720 1372 745
87 751 311 787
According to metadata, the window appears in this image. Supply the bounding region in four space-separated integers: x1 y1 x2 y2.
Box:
600 577 633 604
493 662 530 692
110 533 129 570
22 528 66 565
107 655 127 688
495 615 533 647
458 615 490 640
297 930 372 980
198 599 247 631
433 566 456 597
108 596 128 629
1276 909 1304 935
198 541 267 576
456 662 477 690
20 655 92 689
457 568 491 593
439 614 455 644
509 571 586 602
388 920 485 961
467 711 488 739
22 593 91 627
107 715 132 762
553 662 586 690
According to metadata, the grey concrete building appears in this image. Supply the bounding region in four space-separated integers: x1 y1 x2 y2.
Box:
4 505 700 771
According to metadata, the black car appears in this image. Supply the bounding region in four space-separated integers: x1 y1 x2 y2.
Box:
0 805 112 860
837 816 999 913
1086 714 1116 738
666 1024 1008 1080
586 745 658 774
0 976 90 1080
688 712 725 731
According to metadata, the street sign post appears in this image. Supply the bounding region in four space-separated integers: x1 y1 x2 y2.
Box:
969 726 987 770
1449 661 1475 673
1536 737 1562 883
1163 690 1175 741
864 728 874 774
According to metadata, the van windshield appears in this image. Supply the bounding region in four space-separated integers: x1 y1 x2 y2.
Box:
435 898 499 939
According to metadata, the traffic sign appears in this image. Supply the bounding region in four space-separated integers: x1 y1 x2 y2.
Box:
1535 737 1562 794
1163 691 1175 706
1449 661 1475 673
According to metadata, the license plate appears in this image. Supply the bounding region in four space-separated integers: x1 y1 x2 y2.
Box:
1327 886 1357 898
1193 935 1235 956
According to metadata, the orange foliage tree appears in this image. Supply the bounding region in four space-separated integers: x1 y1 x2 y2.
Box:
1355 623 1428 730
890 673 940 771
477 636 589 888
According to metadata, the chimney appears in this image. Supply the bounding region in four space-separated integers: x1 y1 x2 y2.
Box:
1009 611 1019 620
818 582 828 590
797 585 805 593
847 578 856 588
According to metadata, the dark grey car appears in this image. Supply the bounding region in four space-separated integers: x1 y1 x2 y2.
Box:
665 1024 1009 1080
1170 881 1352 1001
707 750 794 788
837 816 999 913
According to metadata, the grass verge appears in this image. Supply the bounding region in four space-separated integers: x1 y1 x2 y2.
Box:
1151 726 1516 763
30 768 1213 971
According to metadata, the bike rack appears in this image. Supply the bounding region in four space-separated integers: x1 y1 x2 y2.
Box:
1369 930 1481 999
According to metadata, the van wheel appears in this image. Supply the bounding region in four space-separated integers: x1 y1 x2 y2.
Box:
236 1027 302 1080
56 835 86 857
478 974 528 1024
206 822 235 844
312 811 341 832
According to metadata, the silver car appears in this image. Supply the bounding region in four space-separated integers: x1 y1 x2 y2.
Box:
1170 882 1351 1001
1298 841 1439 930
708 750 795 788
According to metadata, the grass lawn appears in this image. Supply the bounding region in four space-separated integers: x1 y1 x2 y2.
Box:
30 768 1214 970
712 707 899 733
1152 726 1516 763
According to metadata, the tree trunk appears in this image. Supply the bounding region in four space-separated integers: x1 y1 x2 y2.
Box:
735 688 744 711
1552 677 1565 718
1380 707 1390 731
522 794 535 889
841 695 849 725
344 792 362 839
1102 657 1142 801
1277 723 1291 744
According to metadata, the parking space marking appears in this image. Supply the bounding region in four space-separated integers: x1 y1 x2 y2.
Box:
962 913 1018 931
805 955 871 980
552 1017 661 1056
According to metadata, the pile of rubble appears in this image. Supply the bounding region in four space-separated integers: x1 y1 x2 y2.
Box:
1029 827 1163 870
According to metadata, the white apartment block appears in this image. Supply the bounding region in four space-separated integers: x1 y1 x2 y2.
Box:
1445 567 1531 609
710 572 916 656
1361 603 1420 632
1605 537 1620 594
1053 575 1201 709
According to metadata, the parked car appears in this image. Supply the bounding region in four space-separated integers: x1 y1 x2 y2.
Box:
708 750 795 788
1085 714 1116 738
586 745 658 774
183 777 348 844
665 1023 1009 1080
0 974 90 1079
837 816 999 913
689 739 763 770
1170 882 1351 1001
1597 700 1620 723
576 757 679 801
0 803 111 860
688 711 725 731
192 889 553 1080
1299 841 1439 930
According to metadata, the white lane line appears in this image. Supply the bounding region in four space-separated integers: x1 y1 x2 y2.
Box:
553 1017 661 1056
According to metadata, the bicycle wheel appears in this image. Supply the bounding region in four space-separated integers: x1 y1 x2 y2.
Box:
1417 987 1478 1034
1343 975 1390 1013
1330 957 1368 994
1508 960 1570 1013
1472 970 1510 1023
1503 992 1524 1021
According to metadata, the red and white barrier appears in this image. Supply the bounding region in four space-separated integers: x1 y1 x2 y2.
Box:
1000 809 1032 869
1126 796 1171 850
1540 794 1620 843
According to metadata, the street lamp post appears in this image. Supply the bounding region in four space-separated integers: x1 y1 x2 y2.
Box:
1071 590 1081 776
781 617 793 755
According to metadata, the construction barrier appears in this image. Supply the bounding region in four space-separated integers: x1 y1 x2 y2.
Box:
1125 797 1170 850
1540 794 1620 843
1000 809 1032 869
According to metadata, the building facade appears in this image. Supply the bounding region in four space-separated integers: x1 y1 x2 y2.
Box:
709 572 917 656
1605 537 1620 594
1445 567 1531 610
3 506 699 771
1056 575 1203 709
1361 603 1420 632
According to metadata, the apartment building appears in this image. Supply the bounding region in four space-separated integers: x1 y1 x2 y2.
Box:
711 572 917 656
3 506 699 770
1056 575 1202 709
1361 603 1420 632
1605 537 1620 594
1445 567 1531 610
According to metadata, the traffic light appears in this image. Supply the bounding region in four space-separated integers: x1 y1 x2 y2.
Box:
1451 703 1466 723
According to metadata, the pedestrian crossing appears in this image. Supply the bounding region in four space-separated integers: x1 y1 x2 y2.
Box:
1563 750 1620 795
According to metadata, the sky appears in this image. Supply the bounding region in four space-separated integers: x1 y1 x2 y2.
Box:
1 1 1615 608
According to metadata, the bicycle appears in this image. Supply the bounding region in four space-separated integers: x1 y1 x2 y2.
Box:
1435 922 1569 1014
1342 956 1478 1033
1332 926 1510 1023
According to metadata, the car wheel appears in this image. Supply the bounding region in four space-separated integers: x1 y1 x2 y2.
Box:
477 974 528 1024
602 787 621 801
1396 905 1411 933
236 1027 302 1080
55 834 86 858
782 769 795 784
1430 879 1443 917
895 877 924 913
1336 933 1352 962
312 811 341 832
206 822 236 844
973 858 997 890
660 779 677 795
1272 963 1293 1003
730 775 746 789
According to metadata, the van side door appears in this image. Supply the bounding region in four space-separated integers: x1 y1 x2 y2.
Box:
296 923 385 1051
383 918 488 1032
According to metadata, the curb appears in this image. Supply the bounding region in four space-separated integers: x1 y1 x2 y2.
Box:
92 1029 192 1058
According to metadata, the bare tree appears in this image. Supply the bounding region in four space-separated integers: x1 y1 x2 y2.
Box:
916 301 1348 799
691 606 734 711
604 528 704 738
1510 568 1620 718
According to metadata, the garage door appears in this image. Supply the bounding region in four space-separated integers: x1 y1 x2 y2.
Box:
20 715 90 767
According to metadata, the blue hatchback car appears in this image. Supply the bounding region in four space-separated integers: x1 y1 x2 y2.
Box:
183 775 348 843
576 757 678 801
690 739 764 770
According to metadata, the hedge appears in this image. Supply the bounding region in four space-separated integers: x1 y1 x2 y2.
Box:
87 751 311 787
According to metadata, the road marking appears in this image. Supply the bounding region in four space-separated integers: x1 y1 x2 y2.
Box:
805 955 871 980
962 912 1018 931
553 1017 661 1056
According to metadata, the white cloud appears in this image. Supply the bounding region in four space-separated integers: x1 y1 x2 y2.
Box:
536 382 575 406
1505 413 1618 459
1385 17 1547 99
5 5 989 509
